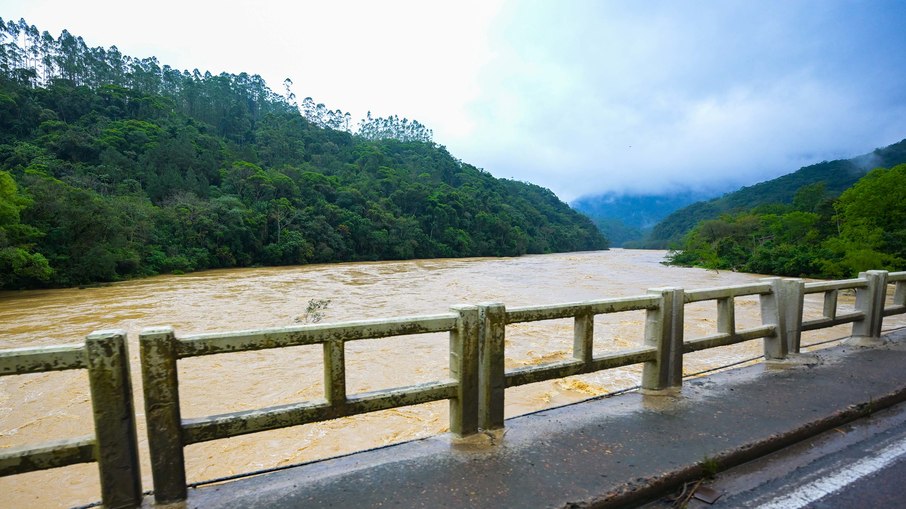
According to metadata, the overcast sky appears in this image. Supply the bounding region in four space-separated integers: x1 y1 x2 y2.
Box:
3 0 906 201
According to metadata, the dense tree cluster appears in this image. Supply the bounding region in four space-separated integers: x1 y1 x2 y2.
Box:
667 167 906 278
356 112 433 143
0 18 606 290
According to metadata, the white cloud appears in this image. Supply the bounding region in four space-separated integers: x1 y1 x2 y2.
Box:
453 1 906 200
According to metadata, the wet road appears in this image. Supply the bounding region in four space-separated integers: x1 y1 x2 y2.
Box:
643 399 906 509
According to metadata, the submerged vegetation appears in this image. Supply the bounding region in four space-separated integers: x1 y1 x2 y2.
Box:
0 18 606 290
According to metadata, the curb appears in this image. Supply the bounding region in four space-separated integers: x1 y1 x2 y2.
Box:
579 384 906 508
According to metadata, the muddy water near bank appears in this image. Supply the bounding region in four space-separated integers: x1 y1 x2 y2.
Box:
1 249 902 507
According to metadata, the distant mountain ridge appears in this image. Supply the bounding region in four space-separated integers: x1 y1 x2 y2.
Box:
572 190 716 229
571 190 719 246
645 138 906 247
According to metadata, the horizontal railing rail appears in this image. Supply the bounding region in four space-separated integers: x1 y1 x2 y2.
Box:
5 269 903 508
505 295 661 323
683 326 777 353
0 332 141 509
683 282 773 302
175 314 461 357
0 343 87 375
140 307 479 504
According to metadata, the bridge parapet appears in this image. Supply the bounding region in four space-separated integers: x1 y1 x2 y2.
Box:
0 331 141 509
140 307 479 503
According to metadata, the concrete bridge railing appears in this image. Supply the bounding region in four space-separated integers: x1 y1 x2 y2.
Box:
139 307 480 503
0 331 142 509
474 273 897 430
0 270 904 507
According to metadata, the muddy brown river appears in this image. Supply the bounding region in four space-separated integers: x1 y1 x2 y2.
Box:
1 249 902 507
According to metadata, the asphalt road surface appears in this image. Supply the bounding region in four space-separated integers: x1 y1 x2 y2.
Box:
642 401 906 509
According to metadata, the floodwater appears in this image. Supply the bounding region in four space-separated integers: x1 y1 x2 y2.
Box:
1 249 902 507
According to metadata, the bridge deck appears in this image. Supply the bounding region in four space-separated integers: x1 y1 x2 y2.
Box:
175 330 906 509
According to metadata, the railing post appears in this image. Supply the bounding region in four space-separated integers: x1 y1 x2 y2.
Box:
573 312 594 364
140 326 187 503
760 278 802 359
85 330 142 509
642 287 683 392
823 289 839 321
783 279 805 354
852 270 888 343
717 296 736 336
478 303 506 431
450 305 479 436
323 339 346 407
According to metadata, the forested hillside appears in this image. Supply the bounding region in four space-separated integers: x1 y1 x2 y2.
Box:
0 18 606 290
647 139 906 248
666 164 906 278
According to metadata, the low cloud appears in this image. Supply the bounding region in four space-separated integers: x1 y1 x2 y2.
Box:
449 1 906 200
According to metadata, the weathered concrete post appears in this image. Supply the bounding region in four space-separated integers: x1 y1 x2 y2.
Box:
759 278 798 360
450 305 480 436
850 270 888 346
140 326 187 503
85 330 142 509
573 312 594 365
323 339 346 407
642 288 684 393
478 303 506 430
823 289 839 322
782 279 805 354
716 296 736 337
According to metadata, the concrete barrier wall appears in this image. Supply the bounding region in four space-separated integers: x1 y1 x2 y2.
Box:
1 270 904 507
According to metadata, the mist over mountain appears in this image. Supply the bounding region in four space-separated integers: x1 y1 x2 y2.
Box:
571 190 721 246
646 138 906 248
572 138 906 248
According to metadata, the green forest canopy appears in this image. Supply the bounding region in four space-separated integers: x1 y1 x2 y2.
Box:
666 165 906 278
0 17 606 290
648 139 906 248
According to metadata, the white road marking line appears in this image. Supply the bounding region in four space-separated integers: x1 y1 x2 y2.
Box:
756 435 906 509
